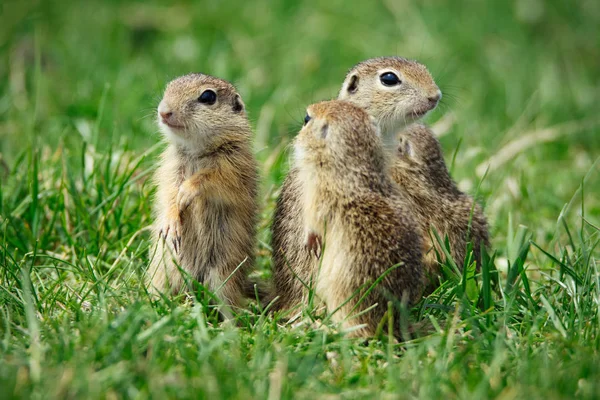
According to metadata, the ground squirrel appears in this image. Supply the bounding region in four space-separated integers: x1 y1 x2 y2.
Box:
294 100 423 337
147 73 258 315
391 123 490 287
272 57 441 311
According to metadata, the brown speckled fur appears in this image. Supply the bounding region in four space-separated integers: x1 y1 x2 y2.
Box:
147 73 258 316
272 57 441 312
391 123 490 289
293 100 423 337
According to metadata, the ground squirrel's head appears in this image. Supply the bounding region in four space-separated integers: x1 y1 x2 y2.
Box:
338 57 441 138
294 100 387 182
157 73 248 149
395 124 457 193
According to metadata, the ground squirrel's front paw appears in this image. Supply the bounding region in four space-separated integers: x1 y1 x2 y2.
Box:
305 231 323 259
159 217 182 254
177 181 201 213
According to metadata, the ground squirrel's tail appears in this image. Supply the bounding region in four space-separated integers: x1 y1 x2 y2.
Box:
244 277 276 311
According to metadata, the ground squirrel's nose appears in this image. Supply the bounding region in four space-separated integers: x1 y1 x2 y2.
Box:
160 111 173 122
428 92 441 107
427 91 442 108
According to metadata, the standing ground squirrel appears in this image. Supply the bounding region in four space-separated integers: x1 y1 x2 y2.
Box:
272 57 442 312
294 100 423 337
147 73 258 315
391 123 490 287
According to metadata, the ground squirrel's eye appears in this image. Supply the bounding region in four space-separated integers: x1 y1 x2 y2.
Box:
304 114 311 125
198 90 217 105
380 72 401 87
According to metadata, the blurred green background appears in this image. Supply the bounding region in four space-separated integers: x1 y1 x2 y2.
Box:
1 1 600 397
1 0 599 244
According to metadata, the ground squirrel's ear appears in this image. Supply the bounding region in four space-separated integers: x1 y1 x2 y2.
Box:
405 141 413 157
346 74 359 94
232 94 244 113
320 123 329 139
399 138 413 157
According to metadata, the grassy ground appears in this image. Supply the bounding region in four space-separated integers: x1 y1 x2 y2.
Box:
1 0 599 398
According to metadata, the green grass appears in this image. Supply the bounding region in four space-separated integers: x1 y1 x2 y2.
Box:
1 0 599 398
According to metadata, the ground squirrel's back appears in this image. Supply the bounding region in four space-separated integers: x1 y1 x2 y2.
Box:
391 123 489 286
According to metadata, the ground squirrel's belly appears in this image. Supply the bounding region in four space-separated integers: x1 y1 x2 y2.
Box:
180 199 252 271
